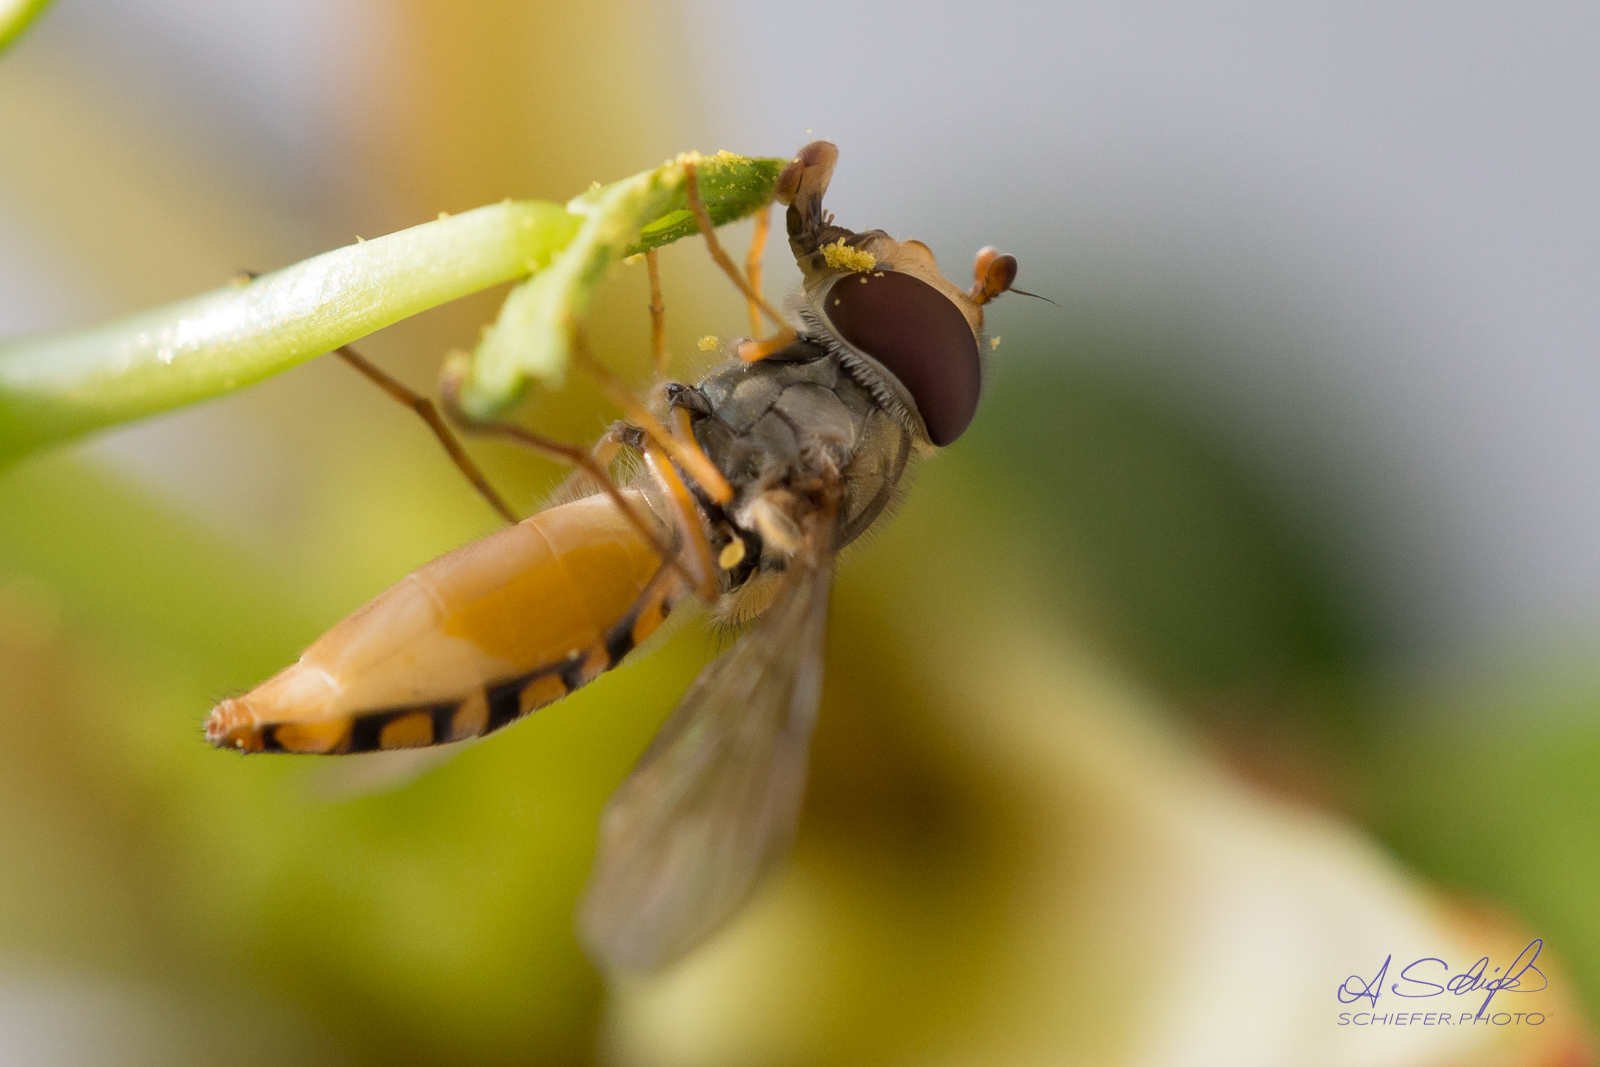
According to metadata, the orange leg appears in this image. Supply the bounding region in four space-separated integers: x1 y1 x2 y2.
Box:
545 422 630 505
334 345 519 525
604 549 693 663
645 249 669 377
632 252 746 495
735 330 799 364
571 334 735 506
641 440 721 604
745 205 770 339
593 421 724 606
684 160 789 334
437 365 685 581
590 427 626 473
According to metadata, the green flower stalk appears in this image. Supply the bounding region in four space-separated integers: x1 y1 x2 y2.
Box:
0 151 785 467
455 151 783 419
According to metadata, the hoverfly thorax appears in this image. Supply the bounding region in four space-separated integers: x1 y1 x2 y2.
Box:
774 141 1019 448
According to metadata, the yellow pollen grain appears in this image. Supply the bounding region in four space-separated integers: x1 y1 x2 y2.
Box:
437 211 450 221
822 239 877 272
698 335 720 351
990 336 1002 350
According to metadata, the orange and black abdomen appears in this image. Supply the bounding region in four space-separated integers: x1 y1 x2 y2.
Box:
205 491 677 754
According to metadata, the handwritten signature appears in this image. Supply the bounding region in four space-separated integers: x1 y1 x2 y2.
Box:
1338 939 1548 1019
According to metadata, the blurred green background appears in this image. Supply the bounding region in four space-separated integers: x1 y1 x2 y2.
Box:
2 1 1599 1063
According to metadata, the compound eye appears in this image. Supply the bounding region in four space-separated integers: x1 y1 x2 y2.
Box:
824 271 982 446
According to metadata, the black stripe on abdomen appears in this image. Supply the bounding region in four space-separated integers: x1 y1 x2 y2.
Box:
486 673 529 733
328 633 648 755
344 701 460 753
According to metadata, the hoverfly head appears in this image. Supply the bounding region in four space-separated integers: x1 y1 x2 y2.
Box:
778 141 1020 447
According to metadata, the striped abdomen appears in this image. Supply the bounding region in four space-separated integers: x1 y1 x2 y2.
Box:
205 491 677 754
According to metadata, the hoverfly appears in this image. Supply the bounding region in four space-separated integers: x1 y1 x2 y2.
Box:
205 141 1020 972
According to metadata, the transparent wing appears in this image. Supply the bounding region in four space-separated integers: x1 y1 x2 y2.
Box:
301 742 472 801
578 526 835 973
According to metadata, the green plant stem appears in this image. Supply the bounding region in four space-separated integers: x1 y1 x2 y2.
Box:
0 150 786 467
0 201 579 463
455 151 784 418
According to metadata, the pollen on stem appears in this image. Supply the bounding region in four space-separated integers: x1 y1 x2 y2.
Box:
698 336 720 351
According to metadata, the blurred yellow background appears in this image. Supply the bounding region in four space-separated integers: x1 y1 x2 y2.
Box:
2 1 1599 1064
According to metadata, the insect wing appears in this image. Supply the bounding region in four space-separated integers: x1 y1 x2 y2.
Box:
302 743 470 801
579 538 835 973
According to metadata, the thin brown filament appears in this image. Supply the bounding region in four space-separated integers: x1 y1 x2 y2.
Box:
683 161 790 333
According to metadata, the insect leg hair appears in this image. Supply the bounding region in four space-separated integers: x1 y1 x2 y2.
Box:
335 346 519 524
